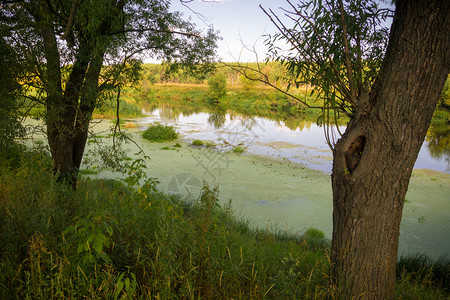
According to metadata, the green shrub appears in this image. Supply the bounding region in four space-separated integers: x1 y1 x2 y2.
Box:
208 72 227 103
142 124 178 142
301 228 329 250
233 146 244 153
173 142 182 147
192 139 204 146
78 169 100 175
431 109 449 125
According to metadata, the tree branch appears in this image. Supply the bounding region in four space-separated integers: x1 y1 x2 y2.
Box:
338 0 357 104
286 1 355 106
61 0 79 41
107 27 200 38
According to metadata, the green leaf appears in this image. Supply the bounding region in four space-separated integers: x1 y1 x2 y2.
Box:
93 233 107 253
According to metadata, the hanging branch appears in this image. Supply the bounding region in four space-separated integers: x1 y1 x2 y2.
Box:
221 61 322 109
283 1 355 107
337 0 357 104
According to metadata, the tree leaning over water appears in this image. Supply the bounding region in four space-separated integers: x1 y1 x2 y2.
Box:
0 0 218 188
261 0 449 298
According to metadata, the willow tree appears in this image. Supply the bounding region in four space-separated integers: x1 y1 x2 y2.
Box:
261 0 449 298
1 0 218 188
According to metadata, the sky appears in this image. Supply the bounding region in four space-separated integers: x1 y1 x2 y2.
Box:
168 0 287 62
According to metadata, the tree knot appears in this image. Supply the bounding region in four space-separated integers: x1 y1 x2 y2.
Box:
344 135 366 174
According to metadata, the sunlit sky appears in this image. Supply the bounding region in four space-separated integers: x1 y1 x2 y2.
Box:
169 0 286 62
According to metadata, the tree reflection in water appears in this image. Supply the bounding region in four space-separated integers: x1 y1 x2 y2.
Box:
426 124 450 167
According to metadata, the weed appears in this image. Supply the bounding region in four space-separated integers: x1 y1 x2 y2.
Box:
233 146 245 153
124 122 137 128
192 139 204 146
142 124 178 142
78 169 100 175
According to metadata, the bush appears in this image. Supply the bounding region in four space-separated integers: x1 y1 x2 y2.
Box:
192 139 204 146
208 72 227 103
142 124 178 142
301 228 329 250
233 146 244 153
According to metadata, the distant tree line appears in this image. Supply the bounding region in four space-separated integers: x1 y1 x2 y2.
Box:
139 61 293 91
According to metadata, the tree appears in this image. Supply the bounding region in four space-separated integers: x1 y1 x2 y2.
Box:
208 72 227 103
1 0 218 188
0 36 24 158
261 0 449 298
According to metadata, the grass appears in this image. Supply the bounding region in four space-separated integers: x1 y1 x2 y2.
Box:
0 148 448 299
233 146 245 153
78 168 100 175
431 109 450 125
192 139 204 146
142 124 178 142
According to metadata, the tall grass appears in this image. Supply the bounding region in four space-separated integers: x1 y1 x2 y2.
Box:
0 149 448 299
142 124 178 142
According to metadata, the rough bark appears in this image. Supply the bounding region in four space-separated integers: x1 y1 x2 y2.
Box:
46 48 103 189
331 0 449 298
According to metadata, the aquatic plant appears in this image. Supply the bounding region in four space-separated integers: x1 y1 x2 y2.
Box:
192 139 204 146
233 146 245 153
142 124 178 142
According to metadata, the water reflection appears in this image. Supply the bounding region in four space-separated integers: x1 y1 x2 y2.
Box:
426 124 450 171
158 104 203 120
207 106 226 128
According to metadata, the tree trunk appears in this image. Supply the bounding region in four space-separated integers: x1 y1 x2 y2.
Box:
47 49 103 189
36 0 105 189
331 0 449 298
